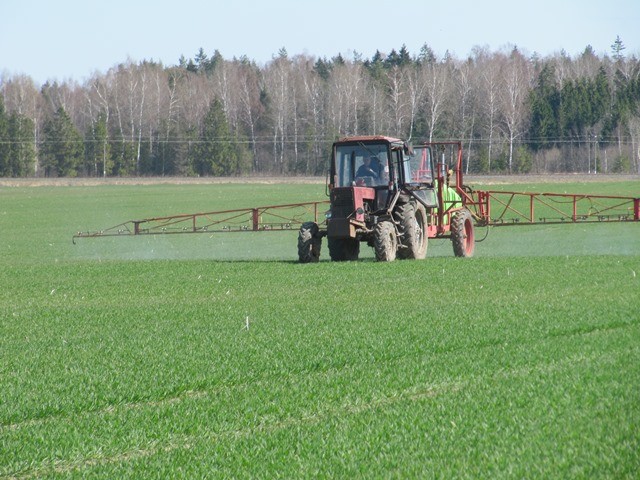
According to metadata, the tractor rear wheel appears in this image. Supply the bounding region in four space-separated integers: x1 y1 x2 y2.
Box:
451 208 475 257
328 237 360 261
298 222 322 263
396 203 428 260
374 220 398 261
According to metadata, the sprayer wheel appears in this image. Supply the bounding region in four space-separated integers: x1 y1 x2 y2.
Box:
451 208 475 257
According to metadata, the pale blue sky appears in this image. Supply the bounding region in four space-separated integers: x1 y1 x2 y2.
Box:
1 0 638 85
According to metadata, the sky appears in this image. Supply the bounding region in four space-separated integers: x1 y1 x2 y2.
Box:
1 0 638 86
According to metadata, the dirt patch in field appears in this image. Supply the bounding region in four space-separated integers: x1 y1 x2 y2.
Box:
0 174 638 188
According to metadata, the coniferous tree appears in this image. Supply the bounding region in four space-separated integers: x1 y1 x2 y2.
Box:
7 112 35 176
528 64 560 150
398 44 412 67
417 43 436 65
193 98 240 176
332 53 345 66
590 67 610 126
611 36 626 61
0 95 36 177
194 48 208 72
41 107 83 177
208 49 223 75
313 58 332 81
365 50 385 81
384 49 401 69
0 97 9 176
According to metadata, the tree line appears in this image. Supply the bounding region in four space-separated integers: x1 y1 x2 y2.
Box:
1 38 639 178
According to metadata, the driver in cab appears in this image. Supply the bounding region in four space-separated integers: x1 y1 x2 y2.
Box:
356 156 379 179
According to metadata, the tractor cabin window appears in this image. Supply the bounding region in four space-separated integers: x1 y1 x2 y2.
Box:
334 144 390 187
407 146 433 184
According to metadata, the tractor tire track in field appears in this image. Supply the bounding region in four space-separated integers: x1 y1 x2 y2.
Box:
3 342 636 480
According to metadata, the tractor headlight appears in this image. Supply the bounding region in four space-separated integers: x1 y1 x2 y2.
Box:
325 210 332 219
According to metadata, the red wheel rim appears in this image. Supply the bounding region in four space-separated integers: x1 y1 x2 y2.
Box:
464 218 474 255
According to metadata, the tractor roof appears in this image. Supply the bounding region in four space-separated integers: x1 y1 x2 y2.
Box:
335 135 404 145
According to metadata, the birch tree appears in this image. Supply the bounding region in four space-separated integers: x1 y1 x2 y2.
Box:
263 49 291 172
386 65 409 137
475 48 502 171
499 48 531 172
423 56 451 142
451 59 478 173
301 59 328 173
236 60 263 170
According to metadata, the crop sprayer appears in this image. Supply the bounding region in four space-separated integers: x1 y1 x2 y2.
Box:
73 136 640 262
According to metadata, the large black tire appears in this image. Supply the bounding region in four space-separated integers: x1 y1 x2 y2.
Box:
328 237 360 261
298 222 322 263
395 203 428 260
374 221 398 262
451 208 475 257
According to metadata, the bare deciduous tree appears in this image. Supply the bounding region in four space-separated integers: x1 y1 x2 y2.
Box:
423 56 451 143
499 47 531 172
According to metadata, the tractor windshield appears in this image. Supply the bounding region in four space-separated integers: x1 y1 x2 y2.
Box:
334 143 390 187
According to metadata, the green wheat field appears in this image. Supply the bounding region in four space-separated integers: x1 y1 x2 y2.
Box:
1 180 639 478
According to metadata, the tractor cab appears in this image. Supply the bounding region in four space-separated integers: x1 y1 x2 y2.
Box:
327 136 441 223
330 135 435 190
332 140 391 189
328 136 405 227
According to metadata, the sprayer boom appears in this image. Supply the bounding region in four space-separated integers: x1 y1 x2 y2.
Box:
73 201 328 243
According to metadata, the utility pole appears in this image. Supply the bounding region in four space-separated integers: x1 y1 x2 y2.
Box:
594 135 598 174
587 134 591 173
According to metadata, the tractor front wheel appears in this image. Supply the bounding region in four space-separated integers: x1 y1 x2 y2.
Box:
298 222 322 263
374 221 398 261
396 203 428 260
451 208 475 257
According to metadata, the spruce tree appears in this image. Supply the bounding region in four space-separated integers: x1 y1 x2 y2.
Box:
313 58 332 81
0 97 9 176
398 44 412 67
41 107 83 177
193 98 238 176
611 35 626 61
528 64 560 150
8 112 35 176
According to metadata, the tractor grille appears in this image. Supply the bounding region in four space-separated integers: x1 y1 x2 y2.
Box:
331 188 354 219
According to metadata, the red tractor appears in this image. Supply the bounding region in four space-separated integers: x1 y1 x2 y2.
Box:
297 135 476 262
